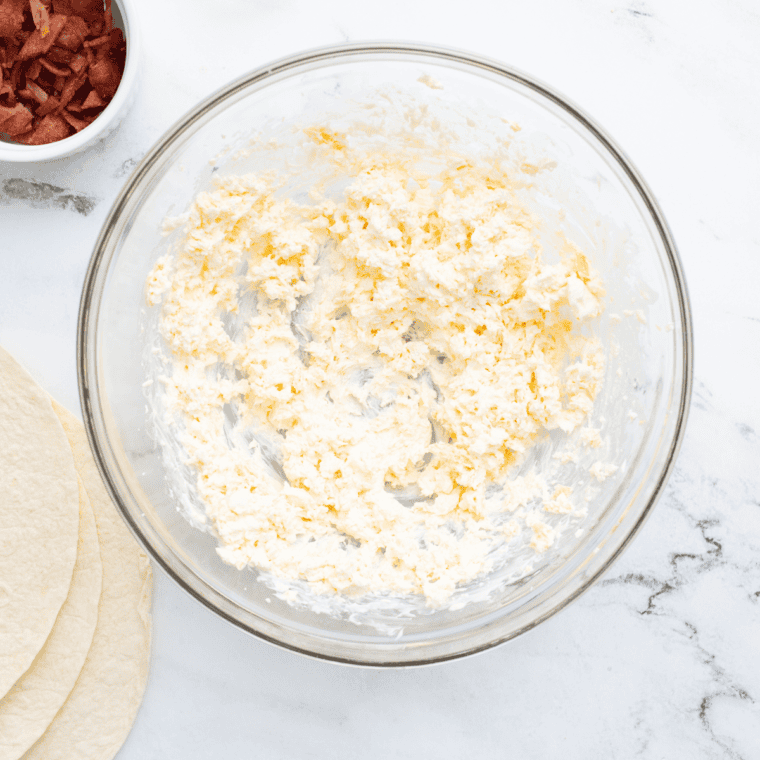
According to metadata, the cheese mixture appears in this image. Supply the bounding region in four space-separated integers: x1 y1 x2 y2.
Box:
147 141 606 605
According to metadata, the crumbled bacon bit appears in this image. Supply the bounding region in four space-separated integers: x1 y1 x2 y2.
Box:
25 79 48 102
0 101 33 136
55 14 87 50
80 85 102 108
82 32 108 47
16 111 71 143
46 44 74 63
57 64 84 105
9 59 22 90
0 0 126 145
67 51 85 72
87 54 116 98
60 105 89 130
35 92 60 115
29 0 50 36
52 0 102 21
0 1 25 39
39 55 69 76
26 57 43 78
18 13 67 60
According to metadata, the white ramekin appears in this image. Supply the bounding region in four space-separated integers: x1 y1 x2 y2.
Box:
0 0 140 163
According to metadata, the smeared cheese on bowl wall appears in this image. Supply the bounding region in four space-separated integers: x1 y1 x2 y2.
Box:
146 122 606 607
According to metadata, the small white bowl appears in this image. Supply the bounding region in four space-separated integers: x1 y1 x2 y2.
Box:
0 0 140 163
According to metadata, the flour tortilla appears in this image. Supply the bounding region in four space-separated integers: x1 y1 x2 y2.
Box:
0 348 80 699
22 401 152 760
0 477 102 760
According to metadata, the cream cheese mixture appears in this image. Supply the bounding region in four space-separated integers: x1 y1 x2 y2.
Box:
147 133 606 606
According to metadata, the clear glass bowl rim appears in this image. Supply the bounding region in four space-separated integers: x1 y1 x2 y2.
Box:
77 41 694 667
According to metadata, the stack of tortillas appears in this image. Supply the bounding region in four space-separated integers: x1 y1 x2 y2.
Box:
0 346 152 760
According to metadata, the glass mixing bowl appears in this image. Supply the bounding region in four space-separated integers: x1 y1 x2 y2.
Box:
78 43 692 666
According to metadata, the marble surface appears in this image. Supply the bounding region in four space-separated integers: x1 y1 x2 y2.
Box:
2 0 760 757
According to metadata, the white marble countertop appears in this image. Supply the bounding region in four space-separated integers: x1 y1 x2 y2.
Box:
2 1 760 757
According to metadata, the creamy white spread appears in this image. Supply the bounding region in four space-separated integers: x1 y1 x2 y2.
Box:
147 134 606 606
